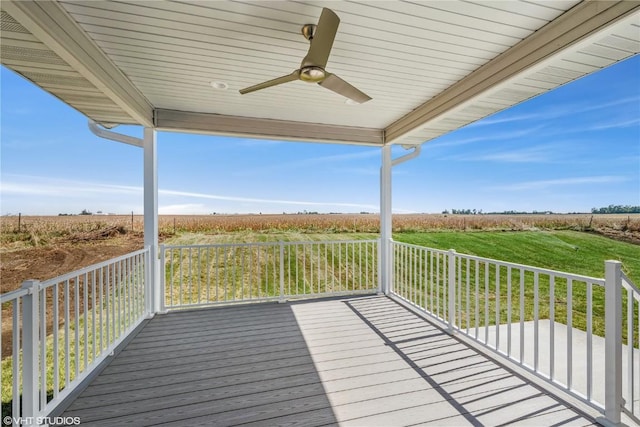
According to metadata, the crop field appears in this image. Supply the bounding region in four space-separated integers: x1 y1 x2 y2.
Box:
2 212 639 241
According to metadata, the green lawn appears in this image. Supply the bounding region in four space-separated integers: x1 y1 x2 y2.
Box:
393 230 639 343
393 230 639 285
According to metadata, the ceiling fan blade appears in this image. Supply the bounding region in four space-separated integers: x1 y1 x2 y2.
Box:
301 8 339 68
239 71 300 94
319 73 372 104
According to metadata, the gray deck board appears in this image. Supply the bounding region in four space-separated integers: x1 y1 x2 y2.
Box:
61 295 598 426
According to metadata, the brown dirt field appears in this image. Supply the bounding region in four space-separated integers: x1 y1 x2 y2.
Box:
1 234 143 359
0 235 144 294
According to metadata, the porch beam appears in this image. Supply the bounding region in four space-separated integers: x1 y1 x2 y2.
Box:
1 0 154 127
384 0 640 144
143 127 159 314
155 109 384 146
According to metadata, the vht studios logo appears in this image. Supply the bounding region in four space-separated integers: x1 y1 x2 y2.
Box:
3 416 80 426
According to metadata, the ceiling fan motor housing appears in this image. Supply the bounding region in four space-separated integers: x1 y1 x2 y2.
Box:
300 66 326 82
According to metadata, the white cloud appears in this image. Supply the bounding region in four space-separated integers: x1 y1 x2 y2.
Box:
586 117 640 131
470 96 640 127
0 174 380 214
429 125 546 149
446 144 553 163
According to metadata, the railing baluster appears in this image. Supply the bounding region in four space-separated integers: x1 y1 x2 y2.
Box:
495 264 500 351
92 270 96 361
12 299 21 419
429 251 437 313
550 275 555 381
457 255 462 328
519 269 525 364
168 248 173 308
99 268 104 354
436 253 440 318
475 259 479 339
507 266 512 357
40 285 47 408
84 272 89 371
466 259 470 334
587 280 593 401
74 275 80 380
567 278 573 390
534 271 539 372
206 247 211 303
54 282 60 398
179 248 183 306
627 286 634 412
65 279 70 387
484 262 489 344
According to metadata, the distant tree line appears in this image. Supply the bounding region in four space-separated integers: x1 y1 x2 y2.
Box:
591 205 640 214
442 209 484 215
442 206 640 215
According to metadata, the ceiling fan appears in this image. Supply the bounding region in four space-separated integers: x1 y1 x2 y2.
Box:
239 8 371 104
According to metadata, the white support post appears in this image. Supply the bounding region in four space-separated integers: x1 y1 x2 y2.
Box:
21 280 40 422
380 145 393 295
143 127 159 315
603 260 623 426
448 250 456 334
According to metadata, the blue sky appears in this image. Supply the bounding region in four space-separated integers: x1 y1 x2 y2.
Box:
1 55 639 216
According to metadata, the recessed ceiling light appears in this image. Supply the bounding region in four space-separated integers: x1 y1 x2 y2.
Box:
210 81 228 90
345 99 359 105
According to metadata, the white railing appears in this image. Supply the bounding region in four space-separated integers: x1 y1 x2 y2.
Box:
390 240 637 425
161 240 379 309
621 272 640 420
1 248 149 425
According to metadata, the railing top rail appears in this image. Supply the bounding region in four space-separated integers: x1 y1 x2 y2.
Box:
0 286 30 303
391 239 449 255
621 271 640 295
283 239 379 246
162 239 379 250
39 247 150 289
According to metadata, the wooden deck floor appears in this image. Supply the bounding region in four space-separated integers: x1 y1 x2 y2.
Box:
61 295 598 426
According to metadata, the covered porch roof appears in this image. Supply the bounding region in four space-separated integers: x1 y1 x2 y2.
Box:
1 0 639 147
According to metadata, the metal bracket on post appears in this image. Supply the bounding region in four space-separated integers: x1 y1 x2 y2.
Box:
21 279 41 422
600 260 623 427
447 250 456 334
88 120 143 147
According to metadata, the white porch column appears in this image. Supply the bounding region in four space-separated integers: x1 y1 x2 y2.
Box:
603 260 623 426
143 127 160 314
380 144 393 295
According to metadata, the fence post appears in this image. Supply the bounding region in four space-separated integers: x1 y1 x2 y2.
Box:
279 241 285 302
603 260 622 425
21 279 40 422
448 250 456 334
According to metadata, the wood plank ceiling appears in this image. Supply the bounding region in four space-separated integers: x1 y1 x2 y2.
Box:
1 1 639 146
